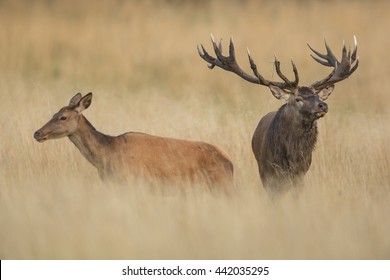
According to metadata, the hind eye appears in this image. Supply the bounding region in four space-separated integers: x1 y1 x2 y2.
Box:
60 116 67 121
295 97 303 103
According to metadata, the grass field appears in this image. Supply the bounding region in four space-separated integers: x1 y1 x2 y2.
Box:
0 0 389 259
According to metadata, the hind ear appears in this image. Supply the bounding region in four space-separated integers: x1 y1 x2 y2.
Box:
74 93 92 113
269 85 291 101
69 93 82 107
317 85 334 101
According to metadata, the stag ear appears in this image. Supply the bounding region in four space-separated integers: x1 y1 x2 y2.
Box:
69 93 82 107
316 85 334 101
74 92 93 113
269 85 291 101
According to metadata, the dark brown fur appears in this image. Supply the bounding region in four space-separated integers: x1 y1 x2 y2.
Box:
198 36 358 193
252 87 324 192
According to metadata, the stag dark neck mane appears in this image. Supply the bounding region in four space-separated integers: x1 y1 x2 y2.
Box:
271 103 318 146
266 104 318 176
68 115 115 168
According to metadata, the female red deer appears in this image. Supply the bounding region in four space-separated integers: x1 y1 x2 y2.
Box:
198 35 358 193
34 93 233 188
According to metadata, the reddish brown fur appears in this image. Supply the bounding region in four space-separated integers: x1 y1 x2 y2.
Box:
34 93 233 189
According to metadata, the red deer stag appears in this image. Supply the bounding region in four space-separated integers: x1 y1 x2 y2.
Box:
34 93 233 188
198 35 358 193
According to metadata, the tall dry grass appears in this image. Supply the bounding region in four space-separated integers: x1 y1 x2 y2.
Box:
0 0 389 259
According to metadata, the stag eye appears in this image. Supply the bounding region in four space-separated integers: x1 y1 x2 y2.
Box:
60 116 67 121
295 97 303 103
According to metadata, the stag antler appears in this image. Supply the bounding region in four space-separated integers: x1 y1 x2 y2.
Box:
308 35 359 90
197 34 299 92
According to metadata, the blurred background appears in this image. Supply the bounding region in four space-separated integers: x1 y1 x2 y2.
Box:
0 0 389 259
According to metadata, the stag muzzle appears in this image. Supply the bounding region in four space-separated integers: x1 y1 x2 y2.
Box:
315 101 328 118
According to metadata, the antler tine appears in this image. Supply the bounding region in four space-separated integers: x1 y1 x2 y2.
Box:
247 47 271 86
324 39 339 66
341 42 348 65
211 34 225 62
218 38 223 54
274 57 290 84
228 37 236 61
309 36 359 91
197 44 216 69
309 53 332 67
349 56 359 75
351 35 358 61
210 33 215 43
273 57 299 91
291 60 299 87
348 35 359 74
